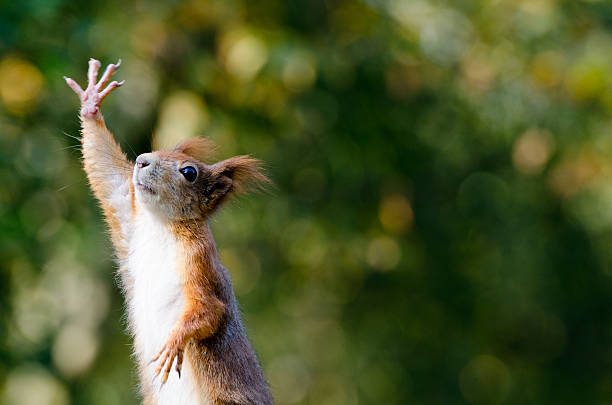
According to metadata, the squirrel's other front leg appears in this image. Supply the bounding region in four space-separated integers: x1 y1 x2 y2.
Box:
152 294 227 384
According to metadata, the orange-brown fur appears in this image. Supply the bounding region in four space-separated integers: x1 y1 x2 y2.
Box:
80 115 132 259
66 59 273 404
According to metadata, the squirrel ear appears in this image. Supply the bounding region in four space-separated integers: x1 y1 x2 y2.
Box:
173 137 216 162
209 155 270 199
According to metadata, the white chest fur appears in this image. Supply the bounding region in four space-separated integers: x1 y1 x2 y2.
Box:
128 210 206 405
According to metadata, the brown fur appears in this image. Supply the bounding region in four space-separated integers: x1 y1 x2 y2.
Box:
171 221 272 404
67 59 273 405
173 137 217 163
80 113 133 261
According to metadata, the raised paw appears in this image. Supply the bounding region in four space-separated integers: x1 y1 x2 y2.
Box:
151 334 185 384
64 58 124 118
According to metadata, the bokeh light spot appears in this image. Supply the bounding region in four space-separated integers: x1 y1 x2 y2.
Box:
282 51 317 92
549 151 603 197
565 60 607 101
52 323 99 378
460 45 496 94
512 128 554 175
379 194 414 234
221 32 268 81
0 56 43 115
367 236 401 271
153 91 209 150
2 365 69 405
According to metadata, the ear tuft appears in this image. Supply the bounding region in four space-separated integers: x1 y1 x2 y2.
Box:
173 138 216 162
211 155 270 196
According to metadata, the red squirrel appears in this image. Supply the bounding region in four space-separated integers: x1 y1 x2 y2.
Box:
64 59 274 405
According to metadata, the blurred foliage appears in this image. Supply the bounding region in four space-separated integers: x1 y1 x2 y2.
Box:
1 0 612 404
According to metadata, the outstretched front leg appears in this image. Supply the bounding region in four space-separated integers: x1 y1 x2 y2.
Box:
64 59 133 260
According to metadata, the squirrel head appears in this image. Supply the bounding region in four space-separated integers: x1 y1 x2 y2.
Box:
132 138 269 221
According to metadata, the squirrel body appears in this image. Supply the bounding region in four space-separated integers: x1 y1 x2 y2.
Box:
65 59 273 405
130 210 203 404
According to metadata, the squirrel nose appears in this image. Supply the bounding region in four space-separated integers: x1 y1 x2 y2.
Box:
136 154 151 169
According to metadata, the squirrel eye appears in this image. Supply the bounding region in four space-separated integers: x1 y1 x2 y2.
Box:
179 166 197 182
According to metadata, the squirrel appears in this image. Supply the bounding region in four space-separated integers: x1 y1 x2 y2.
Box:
64 59 274 405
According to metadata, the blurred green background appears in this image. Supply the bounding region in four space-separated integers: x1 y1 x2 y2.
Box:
1 0 612 404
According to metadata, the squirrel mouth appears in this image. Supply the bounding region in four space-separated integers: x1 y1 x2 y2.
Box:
136 182 156 194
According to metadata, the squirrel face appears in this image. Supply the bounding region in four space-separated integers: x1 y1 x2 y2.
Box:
132 139 268 222
133 150 209 221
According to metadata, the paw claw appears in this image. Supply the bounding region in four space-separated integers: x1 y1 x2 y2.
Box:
176 349 184 379
151 334 186 385
65 58 124 118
